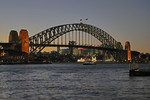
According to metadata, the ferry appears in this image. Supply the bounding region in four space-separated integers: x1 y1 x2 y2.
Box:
83 61 96 65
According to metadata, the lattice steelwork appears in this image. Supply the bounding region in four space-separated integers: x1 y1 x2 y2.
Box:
29 23 123 54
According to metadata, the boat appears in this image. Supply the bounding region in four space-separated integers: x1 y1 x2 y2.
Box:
83 61 96 65
129 63 150 76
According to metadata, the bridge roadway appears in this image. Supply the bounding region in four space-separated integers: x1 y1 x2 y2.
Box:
30 43 136 53
0 43 13 46
0 42 139 54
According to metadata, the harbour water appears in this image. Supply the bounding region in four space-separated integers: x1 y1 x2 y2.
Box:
0 63 150 100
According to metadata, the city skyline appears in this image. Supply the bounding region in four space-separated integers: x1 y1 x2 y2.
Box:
0 0 150 53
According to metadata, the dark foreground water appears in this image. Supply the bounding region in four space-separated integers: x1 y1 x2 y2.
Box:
0 63 150 100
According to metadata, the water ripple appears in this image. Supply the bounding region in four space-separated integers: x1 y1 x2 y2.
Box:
0 64 150 100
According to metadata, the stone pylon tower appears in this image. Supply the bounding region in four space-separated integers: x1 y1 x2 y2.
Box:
9 30 19 43
19 29 30 55
125 41 131 62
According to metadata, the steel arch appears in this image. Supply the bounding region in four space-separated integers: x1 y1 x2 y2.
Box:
29 23 123 53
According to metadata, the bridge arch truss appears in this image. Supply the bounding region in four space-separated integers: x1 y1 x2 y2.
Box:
29 23 123 54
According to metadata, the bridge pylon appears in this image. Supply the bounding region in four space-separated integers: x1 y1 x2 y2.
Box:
9 30 19 43
19 29 30 55
125 41 131 62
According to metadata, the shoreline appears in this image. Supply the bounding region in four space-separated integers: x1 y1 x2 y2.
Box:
0 61 149 65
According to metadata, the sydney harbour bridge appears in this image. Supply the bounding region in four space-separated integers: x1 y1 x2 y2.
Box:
0 23 139 63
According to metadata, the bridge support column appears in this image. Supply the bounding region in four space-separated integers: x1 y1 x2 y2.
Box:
57 46 60 54
103 50 106 62
69 47 73 55
93 49 95 55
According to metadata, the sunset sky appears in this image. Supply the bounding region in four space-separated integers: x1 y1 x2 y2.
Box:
0 0 150 53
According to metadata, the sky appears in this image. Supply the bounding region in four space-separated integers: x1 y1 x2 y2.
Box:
0 0 150 53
